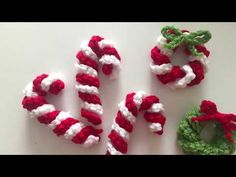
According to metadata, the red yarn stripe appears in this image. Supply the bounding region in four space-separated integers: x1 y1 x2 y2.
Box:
76 51 99 71
140 96 159 111
125 92 138 117
81 108 102 125
53 118 79 136
157 66 186 84
115 111 133 133
108 130 128 154
33 74 48 96
72 126 102 144
102 46 121 60
144 112 166 125
188 60 205 86
38 110 60 124
78 92 101 105
151 47 170 65
49 80 65 95
88 36 104 58
195 45 210 57
22 96 47 111
76 73 100 88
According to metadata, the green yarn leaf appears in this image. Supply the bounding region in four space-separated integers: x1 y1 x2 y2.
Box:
161 25 212 57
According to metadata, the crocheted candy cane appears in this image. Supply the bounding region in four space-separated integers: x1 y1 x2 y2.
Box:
106 91 166 155
75 36 121 126
22 73 102 147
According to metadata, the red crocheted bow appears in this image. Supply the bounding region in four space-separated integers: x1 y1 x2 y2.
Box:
191 100 236 144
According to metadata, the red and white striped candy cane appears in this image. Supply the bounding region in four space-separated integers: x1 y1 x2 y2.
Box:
106 91 166 155
75 36 121 126
22 73 102 147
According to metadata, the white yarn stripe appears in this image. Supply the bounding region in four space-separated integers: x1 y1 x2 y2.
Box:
23 82 38 97
75 62 98 77
41 73 64 92
64 122 85 140
149 123 162 132
168 65 196 89
75 84 99 95
80 41 98 61
157 35 173 57
148 103 164 113
48 111 72 129
83 135 100 148
189 55 209 72
107 141 123 155
150 63 173 75
99 55 121 67
98 39 116 49
99 55 121 80
118 101 136 124
157 35 168 47
29 104 55 119
183 32 190 35
82 102 103 116
112 122 129 141
133 91 147 108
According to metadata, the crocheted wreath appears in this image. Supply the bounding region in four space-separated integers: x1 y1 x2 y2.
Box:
177 100 236 155
150 25 212 89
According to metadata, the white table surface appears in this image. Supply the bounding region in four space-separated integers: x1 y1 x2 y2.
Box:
0 22 236 154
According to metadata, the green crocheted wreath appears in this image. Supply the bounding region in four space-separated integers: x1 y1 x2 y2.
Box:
177 100 236 155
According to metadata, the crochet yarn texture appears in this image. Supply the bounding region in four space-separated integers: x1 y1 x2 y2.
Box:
106 91 166 155
75 36 121 126
150 25 211 89
22 73 102 147
177 100 236 155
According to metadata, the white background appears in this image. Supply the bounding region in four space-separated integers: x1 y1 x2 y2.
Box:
0 22 236 154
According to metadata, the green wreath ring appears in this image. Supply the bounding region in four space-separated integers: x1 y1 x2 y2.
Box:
177 100 236 155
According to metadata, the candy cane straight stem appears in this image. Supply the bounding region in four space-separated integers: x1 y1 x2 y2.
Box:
22 73 102 147
106 91 166 155
75 36 121 126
